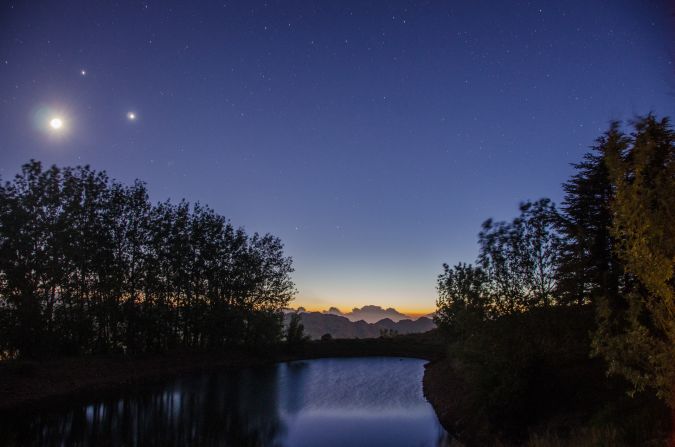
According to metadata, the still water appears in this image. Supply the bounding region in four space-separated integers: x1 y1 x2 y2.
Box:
0 357 450 446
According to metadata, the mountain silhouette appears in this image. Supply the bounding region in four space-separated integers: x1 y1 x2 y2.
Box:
285 312 435 339
316 305 413 323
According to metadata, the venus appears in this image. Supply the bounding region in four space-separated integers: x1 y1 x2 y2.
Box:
49 117 63 130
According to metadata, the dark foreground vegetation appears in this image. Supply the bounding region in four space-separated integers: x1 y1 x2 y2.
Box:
431 114 674 446
425 308 670 446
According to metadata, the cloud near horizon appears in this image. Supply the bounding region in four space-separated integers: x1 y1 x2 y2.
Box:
320 305 415 324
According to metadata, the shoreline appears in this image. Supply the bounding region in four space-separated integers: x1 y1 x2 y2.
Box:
0 349 273 413
423 358 467 439
422 357 674 447
0 335 444 414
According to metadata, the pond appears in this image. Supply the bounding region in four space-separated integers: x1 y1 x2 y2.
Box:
0 357 451 446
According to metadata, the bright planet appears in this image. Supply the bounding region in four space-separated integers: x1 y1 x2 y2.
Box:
49 117 63 130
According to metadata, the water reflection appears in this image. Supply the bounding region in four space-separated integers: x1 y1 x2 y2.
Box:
0 357 450 446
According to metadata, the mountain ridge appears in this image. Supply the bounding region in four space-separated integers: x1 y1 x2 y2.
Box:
285 311 436 340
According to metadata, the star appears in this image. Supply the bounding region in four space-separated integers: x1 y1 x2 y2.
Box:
80 69 87 76
127 111 137 121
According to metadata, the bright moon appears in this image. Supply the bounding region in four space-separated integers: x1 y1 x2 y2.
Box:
127 112 136 120
49 117 64 130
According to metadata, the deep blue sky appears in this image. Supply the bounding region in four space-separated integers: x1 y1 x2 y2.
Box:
1 1 673 313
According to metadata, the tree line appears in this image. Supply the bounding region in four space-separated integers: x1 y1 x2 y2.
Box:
435 114 674 414
0 161 296 358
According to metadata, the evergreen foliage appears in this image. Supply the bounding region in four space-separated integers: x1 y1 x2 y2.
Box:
593 115 675 405
556 125 625 307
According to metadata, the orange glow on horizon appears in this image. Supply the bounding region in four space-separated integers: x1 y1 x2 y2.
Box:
295 306 435 318
291 290 438 319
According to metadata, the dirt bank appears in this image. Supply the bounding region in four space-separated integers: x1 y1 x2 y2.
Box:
0 349 272 413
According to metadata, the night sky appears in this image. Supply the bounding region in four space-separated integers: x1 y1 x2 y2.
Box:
1 1 673 315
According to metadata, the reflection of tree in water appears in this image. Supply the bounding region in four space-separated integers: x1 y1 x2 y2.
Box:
0 370 286 447
0 360 453 447
280 361 310 416
435 424 453 447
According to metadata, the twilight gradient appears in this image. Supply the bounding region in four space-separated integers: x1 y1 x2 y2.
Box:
0 1 673 313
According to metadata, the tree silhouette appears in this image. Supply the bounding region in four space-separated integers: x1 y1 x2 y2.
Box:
556 124 627 307
435 262 489 337
285 313 309 349
478 198 562 313
0 160 296 358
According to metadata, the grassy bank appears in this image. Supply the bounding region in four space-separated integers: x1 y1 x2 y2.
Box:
422 307 672 446
425 356 672 446
284 329 445 361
